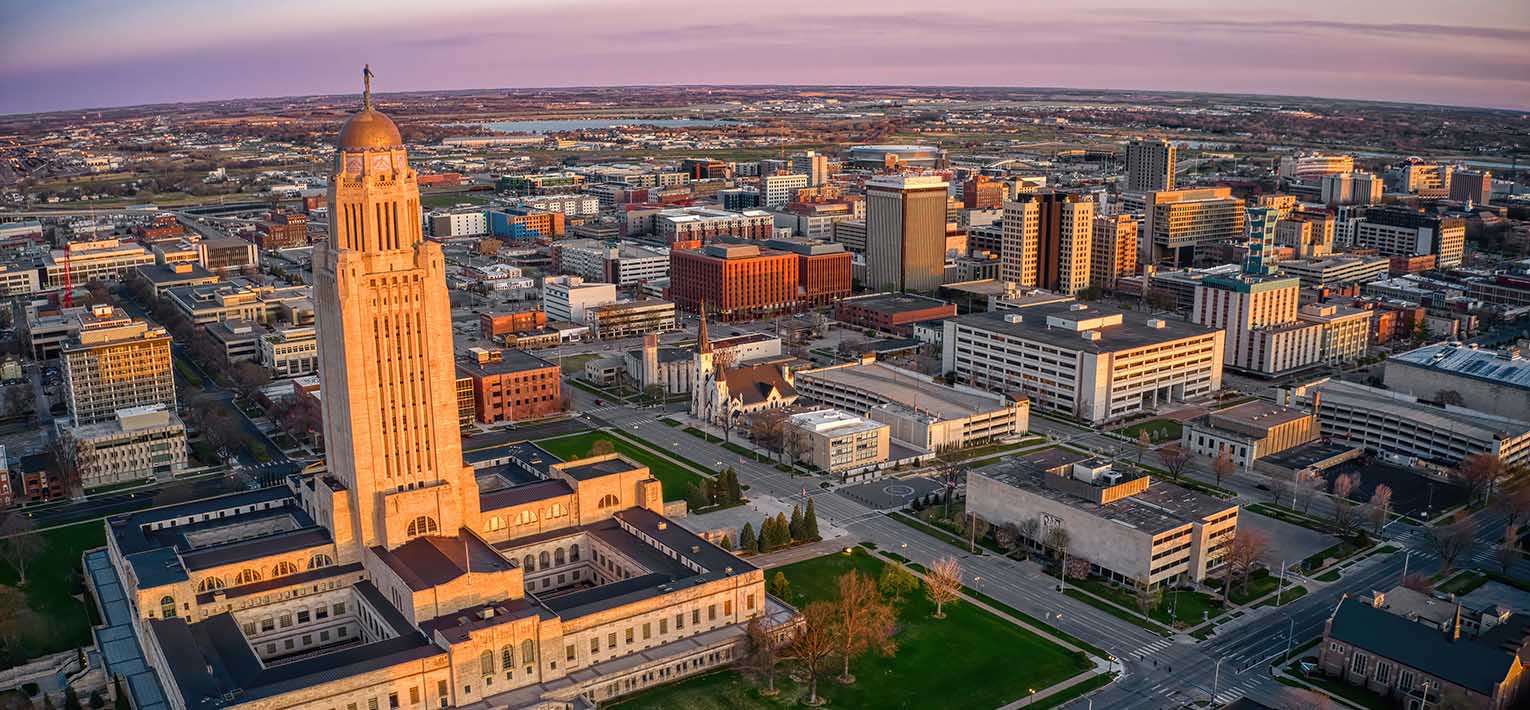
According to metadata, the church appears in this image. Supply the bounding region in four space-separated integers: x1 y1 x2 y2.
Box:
687 311 800 429
101 70 783 710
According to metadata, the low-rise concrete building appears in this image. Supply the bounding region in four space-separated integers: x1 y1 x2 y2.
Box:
1181 401 1318 472
786 409 890 474
587 300 677 340
65 404 188 489
968 455 1239 588
258 325 319 378
1384 344 1530 421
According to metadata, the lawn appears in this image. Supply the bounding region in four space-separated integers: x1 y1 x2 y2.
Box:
1223 569 1281 605
557 353 599 375
1071 576 1221 628
0 522 108 666
1115 418 1183 444
420 192 490 208
1260 586 1309 607
612 548 1088 710
1438 570 1488 596
534 431 706 502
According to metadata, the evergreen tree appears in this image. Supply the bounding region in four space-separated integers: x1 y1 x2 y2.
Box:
719 534 733 551
63 688 81 710
43 696 55 710
699 479 717 507
773 512 791 548
724 468 744 503
769 571 791 598
739 523 757 553
803 498 821 540
685 483 708 511
789 505 804 541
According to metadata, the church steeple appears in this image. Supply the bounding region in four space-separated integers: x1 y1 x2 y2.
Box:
696 300 712 354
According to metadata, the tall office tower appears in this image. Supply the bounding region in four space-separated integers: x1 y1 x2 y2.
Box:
1394 161 1454 194
1244 206 1280 275
1353 207 1467 268
1091 214 1138 290
1320 172 1383 206
1279 209 1336 259
62 305 175 426
865 175 949 293
1450 169 1493 204
1140 188 1246 266
1125 139 1176 192
1000 192 1095 295
1192 274 1312 372
316 81 480 557
790 151 829 187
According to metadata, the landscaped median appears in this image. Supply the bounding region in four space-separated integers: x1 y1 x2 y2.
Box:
609 547 1094 709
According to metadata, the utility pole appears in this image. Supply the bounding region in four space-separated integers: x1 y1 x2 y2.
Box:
1212 657 1224 703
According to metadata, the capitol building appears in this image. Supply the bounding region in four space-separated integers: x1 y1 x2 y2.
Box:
99 73 783 710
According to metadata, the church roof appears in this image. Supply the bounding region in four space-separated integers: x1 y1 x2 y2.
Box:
372 532 516 591
723 363 798 406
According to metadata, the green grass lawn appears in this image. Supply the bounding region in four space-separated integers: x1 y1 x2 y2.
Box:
1071 576 1221 628
0 522 108 665
1223 569 1281 605
534 431 705 502
1260 586 1309 607
557 353 599 375
612 548 1088 709
1315 569 1341 582
1437 570 1488 596
1115 418 1183 443
420 192 490 208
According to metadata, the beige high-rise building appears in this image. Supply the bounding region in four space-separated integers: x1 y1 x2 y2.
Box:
1091 214 1138 290
1136 187 1246 266
62 304 175 426
317 88 483 555
1320 172 1383 206
1000 191 1094 295
791 151 830 187
1125 139 1176 192
866 175 949 293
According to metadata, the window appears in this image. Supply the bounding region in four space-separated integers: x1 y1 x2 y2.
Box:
480 650 493 675
643 623 651 640
747 594 755 611
608 632 616 649
692 609 700 626
515 510 538 525
484 516 504 532
539 551 550 569
501 646 514 670
368 699 378 710
334 602 346 615
591 638 599 654
198 577 226 593
569 544 580 562
554 548 566 565
546 502 567 518
1375 662 1390 684
406 516 439 538
280 614 293 628
660 618 668 634
308 553 334 569
626 628 634 644
160 595 176 618
235 568 262 585
521 640 535 664
708 605 717 622
597 494 620 509
1350 653 1367 674
409 688 419 706
675 613 684 630
1400 670 1415 690
297 610 311 623
272 561 299 577
723 600 732 617
261 618 275 632
523 555 535 572
566 645 575 662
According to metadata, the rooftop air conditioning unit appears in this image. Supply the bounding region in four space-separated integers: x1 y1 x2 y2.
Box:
1004 314 1023 323
1146 318 1166 329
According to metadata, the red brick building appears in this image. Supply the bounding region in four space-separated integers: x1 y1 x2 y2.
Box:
254 209 310 250
668 243 799 321
417 173 464 187
962 175 1006 209
1348 298 1427 345
479 309 548 340
455 348 562 423
136 214 186 241
763 238 852 307
833 293 957 336
1388 254 1437 276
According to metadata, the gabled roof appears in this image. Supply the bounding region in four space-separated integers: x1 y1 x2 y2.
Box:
723 363 797 406
1329 598 1517 695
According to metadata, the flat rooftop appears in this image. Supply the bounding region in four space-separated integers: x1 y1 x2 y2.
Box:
977 455 1235 535
456 348 556 377
1208 400 1311 429
797 361 1009 420
952 303 1218 354
1317 379 1530 438
1390 344 1530 392
838 292 952 315
557 455 644 481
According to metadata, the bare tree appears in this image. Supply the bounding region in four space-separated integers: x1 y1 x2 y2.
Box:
1223 530 1270 596
1331 472 1360 533
1135 430 1151 465
742 616 785 697
1044 525 1071 561
588 439 616 457
1496 485 1530 528
1017 517 1041 551
0 514 43 586
749 416 783 460
1367 484 1393 533
968 514 991 552
1400 573 1434 592
1156 444 1191 478
1297 471 1325 515
0 584 25 649
1430 515 1477 573
786 601 838 707
925 557 963 619
832 571 896 684
782 428 808 476
1498 524 1521 575
1211 447 1236 488
1458 454 1508 503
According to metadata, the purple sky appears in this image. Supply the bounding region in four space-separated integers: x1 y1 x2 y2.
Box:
3 0 1528 114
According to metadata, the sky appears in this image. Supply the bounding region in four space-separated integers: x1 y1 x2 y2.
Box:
2 0 1529 115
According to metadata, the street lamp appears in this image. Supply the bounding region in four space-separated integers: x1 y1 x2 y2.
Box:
1211 657 1224 703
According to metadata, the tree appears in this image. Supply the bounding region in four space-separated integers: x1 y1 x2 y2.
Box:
1498 525 1521 575
588 439 616 457
831 571 897 684
1223 530 1270 596
1043 525 1071 561
1017 517 1041 551
994 523 1020 553
1367 484 1393 533
1063 556 1090 580
878 564 918 601
968 515 991 551
786 601 838 707
3 385 32 418
231 361 270 401
1331 472 1360 533
0 514 43 587
642 384 665 405
1136 584 1163 615
1430 515 1477 572
742 617 786 697
773 512 791 548
789 505 804 541
739 523 757 554
769 570 790 599
1458 454 1508 502
1135 430 1151 465
0 585 25 650
1496 485 1530 528
801 498 820 541
782 428 808 475
719 468 744 504
750 417 784 459
1156 444 1191 478
684 483 708 512
925 557 963 619
1436 390 1466 407
1401 573 1433 592
1211 447 1236 488
718 534 733 551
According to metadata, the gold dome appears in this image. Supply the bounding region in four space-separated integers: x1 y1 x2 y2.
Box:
337 107 402 150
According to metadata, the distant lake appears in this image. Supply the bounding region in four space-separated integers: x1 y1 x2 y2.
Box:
468 118 737 134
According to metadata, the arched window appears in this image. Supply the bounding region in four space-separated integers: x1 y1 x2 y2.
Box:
515 510 538 526
160 595 176 618
554 548 566 566
308 553 334 570
479 650 493 676
546 503 567 519
501 645 515 670
521 640 536 664
538 551 550 569
235 568 262 585
406 516 439 538
597 494 620 509
484 516 504 533
523 555 535 572
197 577 226 593
271 561 299 577
569 544 581 562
